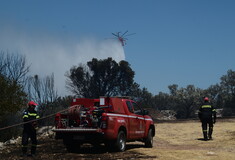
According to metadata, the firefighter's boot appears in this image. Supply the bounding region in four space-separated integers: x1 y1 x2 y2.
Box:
203 130 208 141
21 145 27 157
31 145 37 156
208 127 213 140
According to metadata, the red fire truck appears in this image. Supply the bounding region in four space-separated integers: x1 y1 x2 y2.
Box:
53 97 155 152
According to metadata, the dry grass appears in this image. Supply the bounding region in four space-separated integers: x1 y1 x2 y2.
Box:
132 118 235 160
1 118 234 160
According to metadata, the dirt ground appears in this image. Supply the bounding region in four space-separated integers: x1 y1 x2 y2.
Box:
0 118 235 160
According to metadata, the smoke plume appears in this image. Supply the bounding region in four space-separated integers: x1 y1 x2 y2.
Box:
0 28 125 96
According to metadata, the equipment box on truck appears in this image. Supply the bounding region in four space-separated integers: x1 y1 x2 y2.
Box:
53 97 155 152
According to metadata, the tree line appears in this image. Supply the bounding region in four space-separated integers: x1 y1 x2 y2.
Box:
65 57 235 119
0 51 235 141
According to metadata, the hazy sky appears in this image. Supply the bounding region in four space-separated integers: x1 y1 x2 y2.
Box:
0 0 235 96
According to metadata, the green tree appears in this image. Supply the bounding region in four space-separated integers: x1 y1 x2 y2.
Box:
168 84 203 119
0 51 29 118
219 69 235 116
133 87 154 108
220 69 235 96
0 74 26 117
0 74 27 141
66 58 135 98
153 92 171 110
205 84 222 108
0 52 29 141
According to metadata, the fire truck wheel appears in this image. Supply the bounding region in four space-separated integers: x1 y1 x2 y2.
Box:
115 130 126 152
145 128 153 148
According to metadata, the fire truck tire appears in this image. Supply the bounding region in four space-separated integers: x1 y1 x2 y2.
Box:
144 128 153 148
115 130 126 152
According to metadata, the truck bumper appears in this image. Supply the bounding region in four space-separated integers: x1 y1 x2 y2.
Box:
52 128 105 143
52 128 102 132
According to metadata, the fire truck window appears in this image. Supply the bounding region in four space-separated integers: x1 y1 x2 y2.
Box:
132 102 142 115
126 101 134 113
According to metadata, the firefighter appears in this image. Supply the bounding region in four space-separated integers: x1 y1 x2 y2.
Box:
198 97 216 141
21 101 40 157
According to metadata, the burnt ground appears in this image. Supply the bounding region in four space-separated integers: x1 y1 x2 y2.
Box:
0 136 157 160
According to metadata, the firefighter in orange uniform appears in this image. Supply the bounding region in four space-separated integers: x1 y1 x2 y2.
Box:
198 97 216 141
21 101 40 157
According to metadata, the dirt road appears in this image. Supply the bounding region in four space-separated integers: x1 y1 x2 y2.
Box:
1 118 235 160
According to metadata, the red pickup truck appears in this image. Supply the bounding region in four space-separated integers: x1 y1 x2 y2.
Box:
52 97 155 152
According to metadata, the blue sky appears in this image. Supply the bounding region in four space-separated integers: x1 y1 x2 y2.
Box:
0 0 235 96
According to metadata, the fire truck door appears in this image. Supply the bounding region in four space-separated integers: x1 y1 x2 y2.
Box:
126 101 138 139
132 102 145 138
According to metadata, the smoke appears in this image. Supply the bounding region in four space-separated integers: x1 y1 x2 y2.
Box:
0 28 125 96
